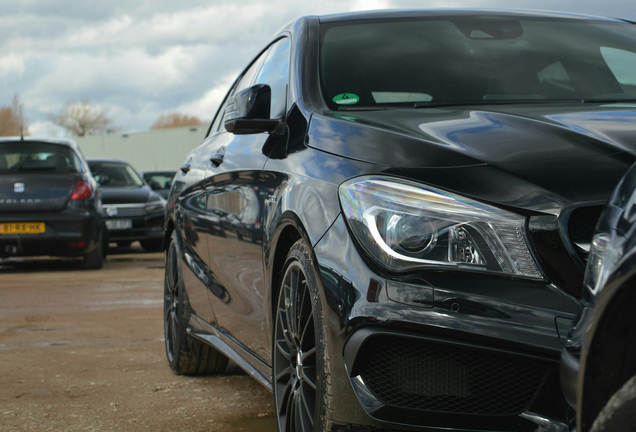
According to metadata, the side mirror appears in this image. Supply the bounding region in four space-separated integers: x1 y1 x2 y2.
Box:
224 84 284 135
149 180 162 190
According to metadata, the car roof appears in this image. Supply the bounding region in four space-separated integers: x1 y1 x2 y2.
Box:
316 9 628 24
87 158 129 165
0 136 79 149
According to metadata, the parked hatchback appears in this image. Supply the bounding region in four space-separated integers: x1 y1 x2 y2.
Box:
0 137 105 268
164 10 636 432
88 159 165 252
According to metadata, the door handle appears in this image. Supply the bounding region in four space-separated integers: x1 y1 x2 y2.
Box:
210 146 225 167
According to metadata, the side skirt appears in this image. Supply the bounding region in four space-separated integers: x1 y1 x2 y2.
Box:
187 313 273 391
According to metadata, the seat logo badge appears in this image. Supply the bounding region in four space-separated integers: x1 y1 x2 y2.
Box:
105 206 118 216
14 183 25 193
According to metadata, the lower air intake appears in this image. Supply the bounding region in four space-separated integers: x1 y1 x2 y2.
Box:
355 335 548 416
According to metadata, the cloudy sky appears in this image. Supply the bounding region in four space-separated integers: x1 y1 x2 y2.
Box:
0 0 633 136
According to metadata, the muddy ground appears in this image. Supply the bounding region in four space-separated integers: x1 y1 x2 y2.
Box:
0 244 275 432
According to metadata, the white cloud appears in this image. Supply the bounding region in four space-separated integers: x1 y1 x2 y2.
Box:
0 54 25 82
0 0 633 134
349 0 393 11
27 121 64 138
176 73 238 122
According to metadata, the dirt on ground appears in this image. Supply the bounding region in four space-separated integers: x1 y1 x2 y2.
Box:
0 244 275 432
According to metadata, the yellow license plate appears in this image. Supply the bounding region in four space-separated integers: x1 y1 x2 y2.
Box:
0 222 45 234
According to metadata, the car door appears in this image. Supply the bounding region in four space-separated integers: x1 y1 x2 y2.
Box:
202 37 291 366
171 144 218 326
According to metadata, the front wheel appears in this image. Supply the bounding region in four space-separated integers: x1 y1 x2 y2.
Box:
273 239 332 432
590 374 636 431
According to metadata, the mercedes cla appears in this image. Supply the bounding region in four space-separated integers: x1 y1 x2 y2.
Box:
163 10 636 432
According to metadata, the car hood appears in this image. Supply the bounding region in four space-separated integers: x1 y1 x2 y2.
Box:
308 103 636 214
99 186 158 204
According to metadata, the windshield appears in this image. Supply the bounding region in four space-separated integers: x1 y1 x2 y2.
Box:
0 142 82 173
89 162 145 188
319 16 636 109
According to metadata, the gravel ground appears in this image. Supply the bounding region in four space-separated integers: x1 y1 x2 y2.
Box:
0 244 275 432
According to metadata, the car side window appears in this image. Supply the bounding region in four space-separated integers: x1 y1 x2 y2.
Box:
209 49 269 135
208 37 290 135
252 38 290 119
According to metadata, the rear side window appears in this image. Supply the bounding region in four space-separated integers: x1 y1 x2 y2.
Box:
0 142 82 173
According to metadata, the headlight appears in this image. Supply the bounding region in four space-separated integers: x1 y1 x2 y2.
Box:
339 176 543 279
145 197 166 213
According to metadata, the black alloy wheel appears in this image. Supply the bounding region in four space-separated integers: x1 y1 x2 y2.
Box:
274 240 332 432
591 374 636 432
164 233 228 375
164 236 180 365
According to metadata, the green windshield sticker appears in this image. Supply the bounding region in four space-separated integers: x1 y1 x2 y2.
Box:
333 93 360 105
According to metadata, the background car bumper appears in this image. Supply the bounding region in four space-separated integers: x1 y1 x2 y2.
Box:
0 210 101 258
103 212 164 242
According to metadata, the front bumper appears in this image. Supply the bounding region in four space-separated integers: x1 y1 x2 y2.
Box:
559 348 580 410
103 212 164 242
314 214 577 431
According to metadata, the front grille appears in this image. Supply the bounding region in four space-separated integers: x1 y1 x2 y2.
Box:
566 206 603 263
103 204 146 217
354 336 548 416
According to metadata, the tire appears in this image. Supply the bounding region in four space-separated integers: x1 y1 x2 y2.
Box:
79 233 104 270
117 241 132 248
590 374 636 432
273 239 333 432
164 233 228 375
141 239 164 252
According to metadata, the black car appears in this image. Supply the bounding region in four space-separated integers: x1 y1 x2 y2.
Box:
0 137 105 269
561 163 636 432
163 10 636 432
88 159 165 252
141 170 176 199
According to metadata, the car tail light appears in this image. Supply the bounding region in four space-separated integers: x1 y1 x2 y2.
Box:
71 180 93 200
66 241 87 249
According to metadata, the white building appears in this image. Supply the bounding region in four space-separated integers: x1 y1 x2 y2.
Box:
75 126 207 172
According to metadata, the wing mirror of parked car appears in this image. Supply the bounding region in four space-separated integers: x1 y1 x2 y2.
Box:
224 84 285 135
148 180 162 190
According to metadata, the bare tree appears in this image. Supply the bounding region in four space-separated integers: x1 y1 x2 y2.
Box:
151 112 203 130
0 94 28 137
49 100 113 136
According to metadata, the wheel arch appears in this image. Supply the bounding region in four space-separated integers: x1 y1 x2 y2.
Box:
580 269 636 431
267 211 309 328
164 217 175 249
